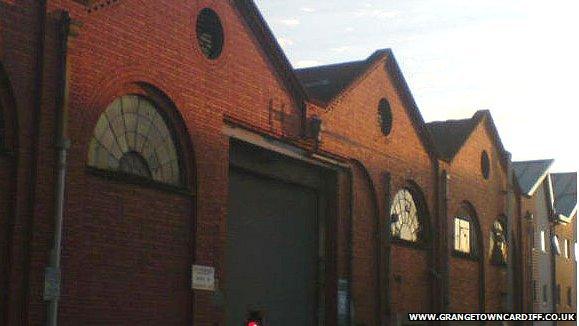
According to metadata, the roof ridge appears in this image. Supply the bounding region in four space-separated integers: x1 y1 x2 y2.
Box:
294 59 366 72
513 159 555 164
426 117 473 125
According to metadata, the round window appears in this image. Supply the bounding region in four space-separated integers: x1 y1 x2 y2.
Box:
378 98 392 135
481 150 490 179
196 8 224 60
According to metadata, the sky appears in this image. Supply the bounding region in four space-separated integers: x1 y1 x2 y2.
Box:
254 0 579 173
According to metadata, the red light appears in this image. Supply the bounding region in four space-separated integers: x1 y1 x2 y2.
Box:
247 322 260 326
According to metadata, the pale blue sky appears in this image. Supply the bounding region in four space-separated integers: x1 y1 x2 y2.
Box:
254 0 579 173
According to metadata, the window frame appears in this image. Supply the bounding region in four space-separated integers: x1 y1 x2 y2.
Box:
87 94 184 188
452 203 480 260
378 98 393 136
481 150 490 179
454 217 471 254
489 218 508 266
540 230 546 253
553 235 562 256
557 284 561 305
533 280 538 303
196 8 225 60
389 187 427 247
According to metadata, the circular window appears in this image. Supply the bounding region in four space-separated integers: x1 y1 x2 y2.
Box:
196 8 224 60
481 150 490 179
378 98 392 135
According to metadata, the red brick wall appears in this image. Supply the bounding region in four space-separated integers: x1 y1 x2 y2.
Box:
0 0 552 324
445 119 509 312
0 1 51 324
313 55 437 322
2 0 304 324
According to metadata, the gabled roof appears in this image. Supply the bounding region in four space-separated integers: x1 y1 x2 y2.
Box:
426 110 510 165
551 172 577 222
425 118 477 161
513 159 555 197
295 49 437 158
295 52 383 105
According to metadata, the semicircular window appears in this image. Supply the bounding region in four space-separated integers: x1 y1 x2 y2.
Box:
88 95 181 186
390 189 421 242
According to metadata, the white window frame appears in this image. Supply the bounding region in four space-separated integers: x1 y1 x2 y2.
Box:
540 230 546 252
564 239 569 259
454 218 471 254
553 235 561 256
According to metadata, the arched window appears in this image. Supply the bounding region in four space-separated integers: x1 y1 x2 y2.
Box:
454 202 479 257
489 217 508 265
88 95 181 186
390 187 425 243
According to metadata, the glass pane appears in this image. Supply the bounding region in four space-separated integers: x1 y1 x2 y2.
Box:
87 95 181 185
390 189 420 242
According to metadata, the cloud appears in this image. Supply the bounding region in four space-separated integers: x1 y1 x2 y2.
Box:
278 18 300 27
300 7 316 13
277 37 294 47
345 27 355 32
295 60 322 68
331 46 352 53
355 8 401 20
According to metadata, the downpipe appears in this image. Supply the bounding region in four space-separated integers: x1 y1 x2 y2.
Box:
45 11 71 326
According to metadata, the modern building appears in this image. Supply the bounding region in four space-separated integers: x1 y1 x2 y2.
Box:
513 160 557 321
513 162 577 325
0 1 576 325
551 172 577 325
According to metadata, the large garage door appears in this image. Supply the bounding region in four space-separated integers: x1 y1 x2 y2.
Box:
226 168 318 325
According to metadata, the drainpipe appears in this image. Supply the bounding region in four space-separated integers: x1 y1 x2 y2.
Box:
46 11 71 326
20 0 47 323
506 154 514 313
441 169 450 313
347 167 354 326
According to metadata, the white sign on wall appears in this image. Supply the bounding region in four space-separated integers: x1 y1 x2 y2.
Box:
191 265 215 291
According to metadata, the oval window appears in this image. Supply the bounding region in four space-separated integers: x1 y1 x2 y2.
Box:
378 98 392 135
481 150 490 179
196 8 224 60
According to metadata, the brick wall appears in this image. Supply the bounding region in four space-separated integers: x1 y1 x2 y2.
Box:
554 213 576 325
2 0 304 324
445 119 510 312
313 55 437 323
0 0 570 324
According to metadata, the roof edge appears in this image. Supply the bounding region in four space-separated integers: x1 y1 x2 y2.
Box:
513 159 555 196
233 0 308 109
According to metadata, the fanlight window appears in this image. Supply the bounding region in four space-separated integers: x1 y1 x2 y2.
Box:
489 218 508 265
88 95 180 185
390 189 421 242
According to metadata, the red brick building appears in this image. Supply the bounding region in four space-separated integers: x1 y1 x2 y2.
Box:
0 1 575 325
427 111 514 314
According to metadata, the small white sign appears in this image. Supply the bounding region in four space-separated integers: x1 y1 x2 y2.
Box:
191 265 215 291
